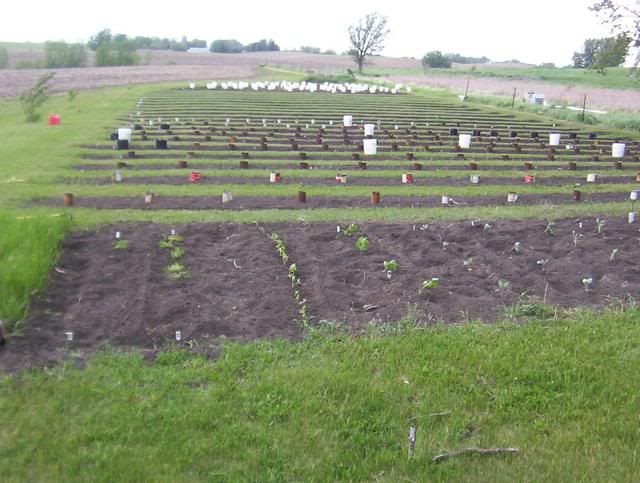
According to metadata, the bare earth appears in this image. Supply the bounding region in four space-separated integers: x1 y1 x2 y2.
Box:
385 74 640 112
1 50 638 110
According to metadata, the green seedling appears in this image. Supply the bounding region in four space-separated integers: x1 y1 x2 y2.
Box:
596 218 605 235
170 247 185 261
483 223 492 233
544 220 555 236
159 234 184 249
512 242 521 254
344 223 360 236
383 260 398 272
463 257 474 269
536 259 549 271
114 239 129 250
582 277 593 292
609 248 618 263
419 278 440 294
572 230 584 248
164 262 190 281
355 236 369 251
498 279 510 290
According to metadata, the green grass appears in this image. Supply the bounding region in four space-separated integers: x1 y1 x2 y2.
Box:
0 211 72 331
1 306 639 480
365 66 640 90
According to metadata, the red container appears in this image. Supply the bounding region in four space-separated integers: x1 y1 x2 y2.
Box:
402 173 414 184
189 171 202 183
48 114 61 126
524 174 535 184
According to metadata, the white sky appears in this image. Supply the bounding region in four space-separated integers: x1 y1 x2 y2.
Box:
1 0 615 66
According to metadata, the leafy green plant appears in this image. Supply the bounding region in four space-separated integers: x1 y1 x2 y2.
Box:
596 218 606 235
170 247 185 260
159 234 184 249
355 236 369 251
609 248 619 262
463 257 474 269
383 260 398 272
544 220 555 236
114 239 129 250
498 279 510 290
344 223 360 236
67 90 77 102
419 278 440 294
20 72 55 122
572 230 584 248
164 262 190 281
536 259 549 271
503 294 556 319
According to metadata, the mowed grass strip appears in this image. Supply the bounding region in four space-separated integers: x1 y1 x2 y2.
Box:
1 308 639 481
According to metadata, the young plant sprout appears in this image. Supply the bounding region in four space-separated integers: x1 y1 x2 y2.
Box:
383 260 398 272
442 241 450 251
536 259 549 271
463 257 474 269
544 220 555 236
483 223 492 233
596 218 605 235
419 224 429 231
420 278 440 294
344 223 360 236
355 236 369 251
164 262 190 280
497 279 510 290
114 239 129 250
159 234 184 249
572 230 584 248
582 277 593 292
512 242 521 254
171 247 185 261
609 248 619 263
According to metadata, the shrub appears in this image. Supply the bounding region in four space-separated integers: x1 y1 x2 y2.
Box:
422 51 451 68
210 39 244 53
245 39 279 52
44 41 87 68
303 73 355 83
0 46 7 69
300 46 321 54
20 72 55 122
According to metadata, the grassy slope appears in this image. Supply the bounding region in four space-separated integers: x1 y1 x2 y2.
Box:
1 309 639 481
366 66 640 90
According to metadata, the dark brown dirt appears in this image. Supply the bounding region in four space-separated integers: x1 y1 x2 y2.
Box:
2 218 639 372
277 218 640 327
0 224 300 372
38 192 629 211
76 175 637 187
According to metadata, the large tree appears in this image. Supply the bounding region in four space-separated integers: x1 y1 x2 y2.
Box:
348 13 389 73
591 0 640 67
572 35 630 71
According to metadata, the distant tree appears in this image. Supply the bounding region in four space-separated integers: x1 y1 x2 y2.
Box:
210 39 244 53
591 0 639 67
44 41 87 68
188 39 207 48
88 29 112 50
245 39 280 52
572 35 630 71
348 12 389 73
445 53 490 64
538 62 556 68
0 46 8 69
422 51 452 68
300 46 322 54
323 49 337 55
20 72 55 122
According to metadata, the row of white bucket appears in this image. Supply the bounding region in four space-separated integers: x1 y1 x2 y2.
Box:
190 80 410 95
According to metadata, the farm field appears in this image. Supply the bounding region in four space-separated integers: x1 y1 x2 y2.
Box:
1 82 640 480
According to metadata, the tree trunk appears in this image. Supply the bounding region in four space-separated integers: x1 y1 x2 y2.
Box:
358 57 364 73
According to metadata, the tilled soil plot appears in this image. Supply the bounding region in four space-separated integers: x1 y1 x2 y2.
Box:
0 223 300 372
276 218 640 328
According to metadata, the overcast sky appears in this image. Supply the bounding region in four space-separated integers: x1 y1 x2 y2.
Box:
1 0 616 66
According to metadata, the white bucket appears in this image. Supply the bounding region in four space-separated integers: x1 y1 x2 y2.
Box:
269 172 280 183
458 134 471 149
222 191 233 203
549 133 561 145
343 115 353 127
612 143 626 158
117 128 132 142
631 191 639 201
507 192 518 203
115 171 122 182
441 195 451 205
586 173 598 183
364 124 375 136
189 82 195 89
629 212 636 224
363 139 377 155
470 175 480 184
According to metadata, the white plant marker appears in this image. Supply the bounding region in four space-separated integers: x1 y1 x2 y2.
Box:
171 229 176 236
175 331 181 341
629 212 636 223
115 231 121 239
65 331 74 342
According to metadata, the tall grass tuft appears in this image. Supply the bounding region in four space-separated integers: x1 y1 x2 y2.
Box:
0 211 72 331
